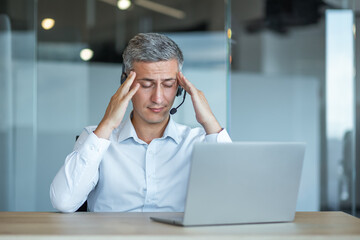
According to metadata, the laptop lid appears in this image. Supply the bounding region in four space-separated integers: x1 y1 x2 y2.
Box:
182 142 305 226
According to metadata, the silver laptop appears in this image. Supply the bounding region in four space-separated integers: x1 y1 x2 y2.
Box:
150 142 306 226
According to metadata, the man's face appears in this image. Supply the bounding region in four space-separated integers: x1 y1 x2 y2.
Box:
131 59 179 125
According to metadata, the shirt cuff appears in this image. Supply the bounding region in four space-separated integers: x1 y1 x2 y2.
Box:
205 128 232 143
78 132 111 160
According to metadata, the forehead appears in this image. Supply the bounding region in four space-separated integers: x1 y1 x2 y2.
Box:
133 59 178 77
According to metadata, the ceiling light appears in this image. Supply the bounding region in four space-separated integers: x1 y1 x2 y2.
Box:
80 48 94 61
41 18 55 30
227 28 232 39
117 0 131 10
135 0 185 19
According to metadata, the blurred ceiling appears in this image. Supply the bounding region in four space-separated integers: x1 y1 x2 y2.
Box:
2 0 357 63
35 0 227 62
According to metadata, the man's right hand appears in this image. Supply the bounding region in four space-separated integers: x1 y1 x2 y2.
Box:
94 71 139 139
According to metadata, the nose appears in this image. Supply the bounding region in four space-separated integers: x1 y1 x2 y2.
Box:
151 84 164 104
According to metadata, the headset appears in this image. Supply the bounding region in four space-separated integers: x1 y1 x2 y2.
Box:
121 64 186 115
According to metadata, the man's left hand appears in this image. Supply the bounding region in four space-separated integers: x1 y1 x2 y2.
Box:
177 72 222 134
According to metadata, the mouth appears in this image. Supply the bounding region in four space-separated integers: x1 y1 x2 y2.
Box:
148 107 165 113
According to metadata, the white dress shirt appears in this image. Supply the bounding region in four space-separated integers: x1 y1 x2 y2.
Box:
50 116 231 212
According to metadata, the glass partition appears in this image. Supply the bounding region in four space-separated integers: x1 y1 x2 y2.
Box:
0 0 37 211
230 0 359 216
230 0 323 211
0 13 12 211
326 9 356 216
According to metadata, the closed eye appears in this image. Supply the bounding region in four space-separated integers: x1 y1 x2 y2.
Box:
138 79 176 88
163 79 176 88
140 83 153 88
138 80 153 88
163 83 174 88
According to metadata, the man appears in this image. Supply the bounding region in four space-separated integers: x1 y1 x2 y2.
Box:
50 33 231 212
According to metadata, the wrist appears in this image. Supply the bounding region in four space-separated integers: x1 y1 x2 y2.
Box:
201 117 222 135
94 121 115 139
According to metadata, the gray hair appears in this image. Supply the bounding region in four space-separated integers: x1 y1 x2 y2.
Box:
122 33 184 74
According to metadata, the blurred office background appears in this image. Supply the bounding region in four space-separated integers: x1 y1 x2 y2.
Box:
0 0 359 216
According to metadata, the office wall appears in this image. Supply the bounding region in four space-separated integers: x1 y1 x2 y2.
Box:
231 73 320 211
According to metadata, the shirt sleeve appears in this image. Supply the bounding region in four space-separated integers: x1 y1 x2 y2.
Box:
204 128 232 143
50 128 110 212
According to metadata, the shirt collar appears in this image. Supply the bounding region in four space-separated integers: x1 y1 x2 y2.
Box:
115 114 181 145
161 116 181 144
116 115 142 144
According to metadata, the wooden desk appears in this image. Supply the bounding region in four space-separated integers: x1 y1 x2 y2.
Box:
0 211 359 239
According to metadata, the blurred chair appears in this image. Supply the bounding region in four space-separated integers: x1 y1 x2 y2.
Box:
338 130 353 213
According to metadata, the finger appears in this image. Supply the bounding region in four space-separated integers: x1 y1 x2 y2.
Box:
124 71 137 88
118 71 137 94
177 72 197 95
177 72 192 93
177 72 186 88
181 72 196 91
125 83 140 101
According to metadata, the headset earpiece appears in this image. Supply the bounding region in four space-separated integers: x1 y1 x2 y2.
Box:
120 64 127 85
176 86 183 97
121 72 127 85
